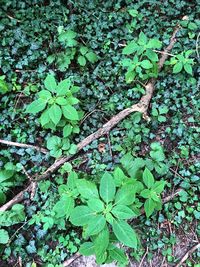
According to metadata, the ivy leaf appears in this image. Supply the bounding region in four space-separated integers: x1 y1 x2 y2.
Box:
173 62 183 73
184 63 193 75
144 198 156 217
143 168 154 188
49 104 62 125
26 99 46 114
62 105 79 120
70 206 95 226
112 220 137 248
76 179 99 199
0 229 9 244
111 205 135 219
44 74 57 93
79 242 95 256
100 172 116 204
85 215 106 236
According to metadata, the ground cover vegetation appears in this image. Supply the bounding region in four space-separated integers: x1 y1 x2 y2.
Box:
0 0 199 266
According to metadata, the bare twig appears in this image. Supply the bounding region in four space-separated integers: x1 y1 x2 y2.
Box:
63 253 81 267
0 23 181 212
139 247 149 267
196 32 200 58
0 139 48 154
175 243 200 267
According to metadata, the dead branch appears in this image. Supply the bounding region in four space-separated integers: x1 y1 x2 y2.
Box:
175 243 200 267
0 139 48 154
0 23 181 212
63 253 81 267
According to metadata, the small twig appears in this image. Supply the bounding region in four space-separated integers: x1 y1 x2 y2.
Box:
21 165 32 181
153 49 176 57
80 109 103 125
6 14 21 22
175 243 200 267
107 133 113 158
63 253 81 267
196 32 200 58
139 247 149 267
0 139 48 154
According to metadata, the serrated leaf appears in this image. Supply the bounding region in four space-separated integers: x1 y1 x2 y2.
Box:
109 247 128 265
94 226 109 257
26 99 46 114
53 196 74 219
184 63 193 75
48 104 62 125
143 168 154 188
112 205 135 219
140 60 153 69
62 105 79 120
145 49 158 61
44 75 57 92
85 215 106 236
144 198 156 217
76 179 99 199
57 79 71 96
100 172 116 204
79 242 95 256
152 180 166 194
115 184 136 205
113 167 126 187
70 206 95 226
173 62 183 73
122 41 138 55
112 220 137 248
87 198 104 212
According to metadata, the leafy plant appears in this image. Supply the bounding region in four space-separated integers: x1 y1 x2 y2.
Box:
25 75 81 130
152 105 169 122
0 75 9 94
169 50 194 75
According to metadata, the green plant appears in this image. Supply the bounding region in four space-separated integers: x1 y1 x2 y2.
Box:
0 75 9 94
122 32 162 83
169 50 194 75
25 75 81 130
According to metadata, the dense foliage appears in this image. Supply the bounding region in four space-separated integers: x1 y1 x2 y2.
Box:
0 0 199 266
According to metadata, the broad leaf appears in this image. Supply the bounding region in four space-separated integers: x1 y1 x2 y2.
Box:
26 99 46 114
112 220 137 248
53 196 74 219
40 110 50 126
143 168 154 188
173 62 183 73
63 124 73 137
109 247 128 265
48 104 62 125
122 41 138 55
44 74 57 92
87 198 104 212
94 226 109 257
184 63 193 75
100 172 116 203
62 105 79 120
144 198 156 217
152 180 166 194
0 229 9 244
67 171 78 190
78 55 86 66
57 78 71 96
76 179 99 199
70 205 94 226
114 184 136 205
79 242 95 256
140 60 153 69
85 215 106 236
86 52 98 63
111 205 135 219
113 167 126 187
38 90 52 100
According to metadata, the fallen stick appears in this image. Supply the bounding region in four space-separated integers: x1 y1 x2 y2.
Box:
0 139 48 154
63 253 81 267
0 23 181 212
175 243 200 267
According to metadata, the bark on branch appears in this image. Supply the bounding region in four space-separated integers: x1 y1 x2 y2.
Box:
0 24 181 212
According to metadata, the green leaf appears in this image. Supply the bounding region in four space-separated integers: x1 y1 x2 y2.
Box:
63 124 73 137
144 198 156 217
112 205 135 219
57 79 71 96
26 99 46 114
138 32 147 45
56 96 68 105
115 184 136 205
145 49 158 62
0 229 9 244
122 41 138 55
109 247 128 265
48 104 62 125
0 79 9 94
58 30 77 46
67 171 78 190
44 74 57 92
113 167 126 187
40 110 51 126
173 62 183 73
85 52 98 63
147 39 162 49
76 179 99 199
79 242 95 256
112 220 137 248
62 105 79 120
143 168 154 188
80 46 89 55
53 196 74 219
125 70 136 83
100 172 116 204
38 90 52 101
0 191 6 204
184 63 193 75
128 9 138 17
94 227 109 257
140 189 151 198
70 206 94 226
87 198 104 212
140 60 153 69
46 135 61 150
85 215 106 236
78 56 86 66
152 181 166 194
